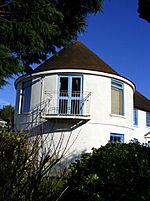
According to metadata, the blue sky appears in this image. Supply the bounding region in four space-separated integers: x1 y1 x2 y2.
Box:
0 0 150 108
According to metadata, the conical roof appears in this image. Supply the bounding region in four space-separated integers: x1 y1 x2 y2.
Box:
34 41 119 75
34 41 150 112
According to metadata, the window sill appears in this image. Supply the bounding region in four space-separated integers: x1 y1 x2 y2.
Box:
110 113 125 119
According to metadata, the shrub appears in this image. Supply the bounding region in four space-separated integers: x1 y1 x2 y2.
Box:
63 142 150 201
0 129 67 201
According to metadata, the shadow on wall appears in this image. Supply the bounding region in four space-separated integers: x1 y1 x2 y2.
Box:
25 118 88 136
26 126 88 175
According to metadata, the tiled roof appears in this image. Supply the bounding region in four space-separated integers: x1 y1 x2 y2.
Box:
34 41 150 112
34 41 119 75
134 91 150 112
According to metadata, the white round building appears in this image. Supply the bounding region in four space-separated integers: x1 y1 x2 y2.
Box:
14 41 150 156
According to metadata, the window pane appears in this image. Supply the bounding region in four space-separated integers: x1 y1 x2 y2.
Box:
72 78 81 97
114 136 117 142
133 138 138 144
110 133 124 144
110 136 113 141
21 80 31 113
71 100 80 115
59 100 68 114
60 77 68 96
111 86 123 115
133 109 138 125
146 112 150 127
58 75 82 115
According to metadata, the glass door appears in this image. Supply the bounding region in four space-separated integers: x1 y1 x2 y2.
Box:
58 75 82 115
71 77 82 115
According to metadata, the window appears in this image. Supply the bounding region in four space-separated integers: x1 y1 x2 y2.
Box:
133 108 138 126
111 80 124 115
20 80 32 113
146 112 150 127
148 141 150 148
58 75 82 115
133 138 138 144
110 133 124 144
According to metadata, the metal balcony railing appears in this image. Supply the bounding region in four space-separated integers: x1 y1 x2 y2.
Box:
42 91 91 118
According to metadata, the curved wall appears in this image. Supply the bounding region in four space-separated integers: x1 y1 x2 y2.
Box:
14 69 135 154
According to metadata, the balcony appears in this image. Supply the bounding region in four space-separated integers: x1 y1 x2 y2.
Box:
42 91 91 120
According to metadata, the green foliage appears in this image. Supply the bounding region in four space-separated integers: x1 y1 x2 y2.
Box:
0 131 30 200
0 0 104 86
0 45 23 87
0 105 14 130
138 0 150 23
63 142 150 201
0 130 67 201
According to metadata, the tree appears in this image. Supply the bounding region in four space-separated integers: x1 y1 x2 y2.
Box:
62 142 150 201
138 0 150 22
0 0 104 87
0 105 14 131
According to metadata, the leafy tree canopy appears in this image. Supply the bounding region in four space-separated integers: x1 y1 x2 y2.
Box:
63 142 150 201
0 0 104 86
0 105 14 130
138 0 150 22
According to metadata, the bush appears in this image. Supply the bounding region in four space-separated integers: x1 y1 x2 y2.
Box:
63 142 150 201
0 129 67 201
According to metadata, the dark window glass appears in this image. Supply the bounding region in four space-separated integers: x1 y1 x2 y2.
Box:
21 80 32 113
72 78 81 97
110 133 124 144
60 77 68 96
58 75 82 115
133 138 138 144
71 100 80 115
59 100 68 114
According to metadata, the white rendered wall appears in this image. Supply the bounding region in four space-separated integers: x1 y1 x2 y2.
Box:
14 70 136 155
83 74 134 129
40 122 134 160
133 109 150 144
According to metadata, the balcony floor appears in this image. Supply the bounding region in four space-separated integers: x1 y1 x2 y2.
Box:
42 113 91 120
